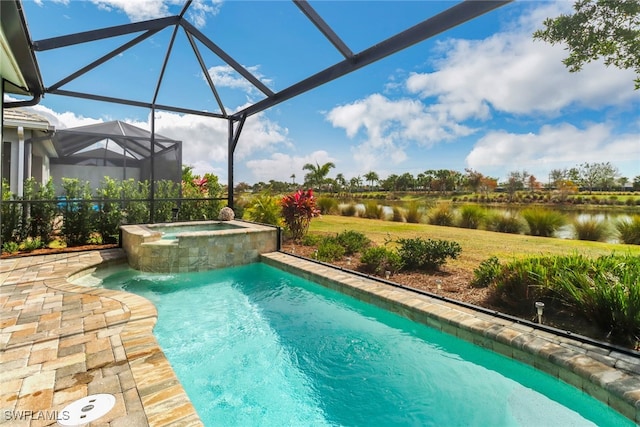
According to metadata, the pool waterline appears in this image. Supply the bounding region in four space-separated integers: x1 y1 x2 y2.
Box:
79 252 640 425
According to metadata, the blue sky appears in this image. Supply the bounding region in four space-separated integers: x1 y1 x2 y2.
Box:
12 0 640 185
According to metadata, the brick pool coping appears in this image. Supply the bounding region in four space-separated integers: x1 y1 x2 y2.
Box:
1 249 639 425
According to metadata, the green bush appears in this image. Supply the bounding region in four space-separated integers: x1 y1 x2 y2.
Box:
2 241 20 255
405 201 423 224
155 179 181 222
96 177 123 244
573 217 611 242
244 191 283 226
340 203 357 217
301 233 323 246
485 211 524 234
458 204 486 229
317 197 339 215
1 179 23 244
616 215 640 245
61 178 95 246
552 254 640 346
335 230 371 255
23 178 57 245
427 203 454 226
522 208 566 237
363 200 384 219
391 206 404 222
471 256 500 288
122 179 149 224
316 237 346 262
21 237 45 252
360 246 403 275
396 237 462 272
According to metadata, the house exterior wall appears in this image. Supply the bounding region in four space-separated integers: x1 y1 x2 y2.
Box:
50 163 141 194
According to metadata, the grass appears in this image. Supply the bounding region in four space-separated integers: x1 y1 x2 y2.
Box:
307 215 640 271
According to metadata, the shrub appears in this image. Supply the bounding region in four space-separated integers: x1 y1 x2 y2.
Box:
281 189 320 241
360 246 403 275
396 237 462 272
471 256 500 288
405 201 423 224
301 233 323 246
23 178 57 245
427 203 454 226
154 179 181 222
458 204 486 229
552 254 640 346
573 217 611 242
522 208 566 237
363 200 384 219
61 178 95 246
335 230 371 255
2 241 20 255
1 179 23 244
485 211 524 234
616 215 640 245
340 203 357 217
316 237 346 262
121 179 149 224
317 197 339 215
21 237 45 252
95 177 123 244
244 191 283 226
391 206 404 222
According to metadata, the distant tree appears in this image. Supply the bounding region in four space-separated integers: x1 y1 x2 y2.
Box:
617 176 629 189
302 161 335 191
364 171 380 189
533 0 640 89
478 176 498 196
578 162 619 192
335 173 347 192
633 175 640 191
234 182 251 193
504 170 529 201
464 168 485 193
397 173 415 191
527 175 542 192
290 174 296 185
381 174 398 192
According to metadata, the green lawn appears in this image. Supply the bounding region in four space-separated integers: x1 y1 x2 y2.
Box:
308 215 640 270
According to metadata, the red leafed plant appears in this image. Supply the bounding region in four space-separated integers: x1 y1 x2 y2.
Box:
281 189 321 241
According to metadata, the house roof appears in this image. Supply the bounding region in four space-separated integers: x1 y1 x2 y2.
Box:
52 120 180 160
2 107 52 131
0 0 44 97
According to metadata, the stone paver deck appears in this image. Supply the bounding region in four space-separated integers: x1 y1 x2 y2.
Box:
1 249 639 425
1 250 201 426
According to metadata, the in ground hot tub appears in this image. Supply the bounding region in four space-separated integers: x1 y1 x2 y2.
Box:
121 220 278 273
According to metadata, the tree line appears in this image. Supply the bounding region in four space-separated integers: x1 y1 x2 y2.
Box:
236 161 639 195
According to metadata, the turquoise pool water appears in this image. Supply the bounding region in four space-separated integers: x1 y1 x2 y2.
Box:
101 263 632 426
153 222 241 239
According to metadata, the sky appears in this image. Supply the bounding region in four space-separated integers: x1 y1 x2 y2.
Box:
8 0 640 185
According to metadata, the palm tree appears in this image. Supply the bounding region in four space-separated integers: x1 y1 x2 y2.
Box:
335 173 347 192
363 171 379 190
302 161 335 190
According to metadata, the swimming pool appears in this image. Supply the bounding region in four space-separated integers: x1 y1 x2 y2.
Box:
97 262 632 426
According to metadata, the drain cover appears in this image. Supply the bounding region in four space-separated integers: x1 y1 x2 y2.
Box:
58 394 116 426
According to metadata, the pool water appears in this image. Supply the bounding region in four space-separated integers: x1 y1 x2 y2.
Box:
152 222 241 239
101 263 632 426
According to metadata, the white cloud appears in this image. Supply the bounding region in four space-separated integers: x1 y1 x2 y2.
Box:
245 150 336 183
405 2 639 119
89 0 220 27
465 123 640 181
206 65 272 95
326 93 475 173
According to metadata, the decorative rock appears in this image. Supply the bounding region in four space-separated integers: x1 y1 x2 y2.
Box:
218 207 235 221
